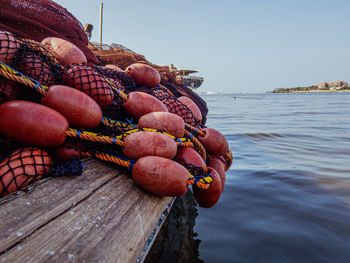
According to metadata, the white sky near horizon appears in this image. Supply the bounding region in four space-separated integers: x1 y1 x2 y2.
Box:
54 0 350 93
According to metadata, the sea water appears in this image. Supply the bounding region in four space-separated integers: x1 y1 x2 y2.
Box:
195 93 350 263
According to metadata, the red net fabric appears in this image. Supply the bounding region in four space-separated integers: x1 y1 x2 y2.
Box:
0 0 98 65
62 64 114 108
0 148 52 197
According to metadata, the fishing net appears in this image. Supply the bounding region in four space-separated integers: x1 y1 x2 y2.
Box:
0 0 226 199
91 66 136 121
0 0 98 65
0 147 84 197
62 64 115 108
13 39 63 86
94 65 136 89
0 30 20 66
0 148 52 197
120 85 200 127
161 80 208 125
162 97 199 127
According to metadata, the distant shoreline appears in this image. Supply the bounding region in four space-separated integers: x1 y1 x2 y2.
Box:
270 90 350 93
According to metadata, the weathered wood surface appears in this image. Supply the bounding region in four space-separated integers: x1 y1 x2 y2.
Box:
0 158 175 263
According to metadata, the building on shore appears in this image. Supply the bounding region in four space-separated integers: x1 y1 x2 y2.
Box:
316 80 348 90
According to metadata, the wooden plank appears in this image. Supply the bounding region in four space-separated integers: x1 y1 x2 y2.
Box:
0 158 174 263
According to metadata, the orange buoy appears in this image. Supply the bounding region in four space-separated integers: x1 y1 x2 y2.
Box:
42 85 102 128
125 63 160 87
132 156 189 196
138 112 185 138
123 131 177 160
193 167 222 208
123 91 168 119
0 148 52 197
41 37 87 66
208 157 226 190
63 65 114 108
198 128 229 156
175 146 206 170
0 100 69 147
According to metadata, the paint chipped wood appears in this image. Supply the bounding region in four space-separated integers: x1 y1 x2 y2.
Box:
0 158 175 263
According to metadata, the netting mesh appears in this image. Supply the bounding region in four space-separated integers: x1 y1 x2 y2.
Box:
62 64 114 108
0 30 20 66
162 97 199 127
13 42 61 86
0 148 52 197
94 65 136 89
0 0 98 65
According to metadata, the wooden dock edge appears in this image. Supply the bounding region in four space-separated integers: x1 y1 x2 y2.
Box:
0 158 175 263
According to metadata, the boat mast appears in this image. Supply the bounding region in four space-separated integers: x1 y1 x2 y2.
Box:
99 2 103 45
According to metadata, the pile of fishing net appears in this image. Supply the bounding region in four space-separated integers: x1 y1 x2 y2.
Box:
0 0 232 208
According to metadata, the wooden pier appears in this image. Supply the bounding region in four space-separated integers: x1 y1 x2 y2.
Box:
0 158 174 263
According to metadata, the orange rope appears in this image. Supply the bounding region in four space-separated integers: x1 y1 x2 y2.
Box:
159 84 175 97
185 123 206 137
81 152 132 168
177 141 194 147
65 130 125 147
184 130 206 161
0 66 48 96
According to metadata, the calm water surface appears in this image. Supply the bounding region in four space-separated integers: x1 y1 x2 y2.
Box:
195 93 350 263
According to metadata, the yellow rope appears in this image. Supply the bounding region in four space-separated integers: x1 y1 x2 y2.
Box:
102 118 136 130
0 63 48 96
105 78 129 102
65 129 125 147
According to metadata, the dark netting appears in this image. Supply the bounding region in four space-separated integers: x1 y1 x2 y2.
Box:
62 64 114 108
162 97 200 127
182 163 206 177
47 157 83 177
149 86 172 101
0 147 52 197
101 99 128 122
161 80 208 125
0 29 20 66
94 65 136 89
0 77 20 103
12 39 63 86
0 0 98 65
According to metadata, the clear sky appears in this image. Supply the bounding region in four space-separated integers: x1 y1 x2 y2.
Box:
54 0 350 93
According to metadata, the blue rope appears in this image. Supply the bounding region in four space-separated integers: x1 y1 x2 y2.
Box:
0 61 46 93
177 138 182 146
